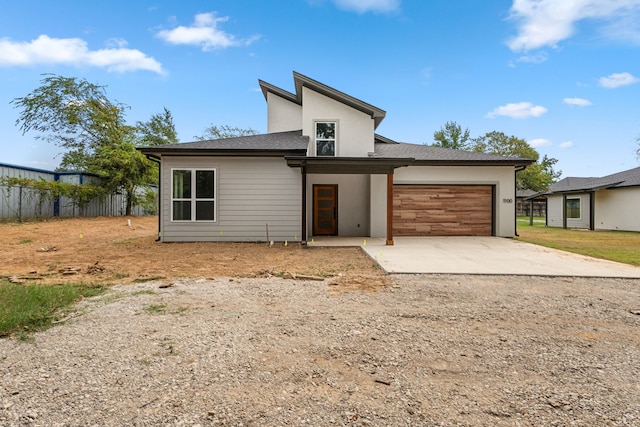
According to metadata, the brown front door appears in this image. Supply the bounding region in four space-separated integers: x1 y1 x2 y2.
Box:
313 185 338 236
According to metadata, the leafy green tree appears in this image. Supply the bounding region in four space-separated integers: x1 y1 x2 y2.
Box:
11 74 130 171
136 107 178 146
432 121 471 150
471 131 561 192
194 124 258 141
12 74 176 215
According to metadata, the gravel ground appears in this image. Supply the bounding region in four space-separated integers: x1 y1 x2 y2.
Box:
1 274 640 426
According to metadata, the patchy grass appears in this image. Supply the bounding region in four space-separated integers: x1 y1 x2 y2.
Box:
17 238 33 244
516 224 640 266
110 271 130 280
132 276 166 283
130 289 157 296
144 303 168 315
0 280 107 338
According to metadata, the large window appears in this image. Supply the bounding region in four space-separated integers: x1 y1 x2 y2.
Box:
172 169 216 221
315 122 336 156
566 198 580 219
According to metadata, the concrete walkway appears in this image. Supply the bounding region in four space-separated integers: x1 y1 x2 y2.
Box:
312 236 640 278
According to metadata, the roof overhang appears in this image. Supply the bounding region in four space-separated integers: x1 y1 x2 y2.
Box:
544 180 627 195
259 72 387 129
286 156 414 174
258 79 297 104
411 159 534 167
139 148 307 160
523 193 547 201
294 72 386 129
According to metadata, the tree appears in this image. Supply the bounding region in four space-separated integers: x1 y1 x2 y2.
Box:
432 121 471 150
12 74 176 215
135 107 178 146
11 74 130 171
471 131 561 192
194 124 258 141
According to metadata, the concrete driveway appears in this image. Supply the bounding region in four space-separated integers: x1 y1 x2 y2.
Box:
315 236 640 278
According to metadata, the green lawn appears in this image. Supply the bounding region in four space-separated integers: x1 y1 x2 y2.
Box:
516 218 640 266
0 281 107 339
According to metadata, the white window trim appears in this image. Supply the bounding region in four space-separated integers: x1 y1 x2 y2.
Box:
314 121 337 157
566 197 581 220
171 168 217 222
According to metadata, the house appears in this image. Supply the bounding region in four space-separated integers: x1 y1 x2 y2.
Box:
139 72 532 244
544 166 640 232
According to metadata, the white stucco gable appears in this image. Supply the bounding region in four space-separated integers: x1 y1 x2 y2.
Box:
260 72 385 158
266 92 302 133
301 87 375 157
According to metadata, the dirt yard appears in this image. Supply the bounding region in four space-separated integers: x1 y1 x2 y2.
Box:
0 216 386 290
1 217 640 426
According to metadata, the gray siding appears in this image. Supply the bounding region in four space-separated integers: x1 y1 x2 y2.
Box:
565 194 591 229
161 157 301 242
547 193 591 229
595 188 640 232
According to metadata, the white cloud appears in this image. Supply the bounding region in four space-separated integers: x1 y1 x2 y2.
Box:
563 97 592 106
156 12 259 50
507 0 640 51
486 102 548 119
515 51 549 64
560 141 574 148
331 0 400 13
529 138 551 147
0 35 164 74
508 51 548 67
599 72 640 88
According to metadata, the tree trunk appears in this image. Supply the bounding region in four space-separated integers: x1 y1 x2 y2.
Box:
125 188 133 216
126 195 132 216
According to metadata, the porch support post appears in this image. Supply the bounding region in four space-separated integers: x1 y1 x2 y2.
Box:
589 191 595 231
386 172 394 246
301 162 307 245
529 199 534 226
562 194 567 229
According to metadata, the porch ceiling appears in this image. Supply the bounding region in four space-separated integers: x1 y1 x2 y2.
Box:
286 156 414 174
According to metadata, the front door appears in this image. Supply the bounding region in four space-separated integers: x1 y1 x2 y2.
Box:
313 185 338 236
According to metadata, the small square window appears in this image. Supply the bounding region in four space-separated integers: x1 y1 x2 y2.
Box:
172 169 216 222
566 198 580 219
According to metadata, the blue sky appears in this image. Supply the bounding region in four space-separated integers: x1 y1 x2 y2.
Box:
1 0 639 178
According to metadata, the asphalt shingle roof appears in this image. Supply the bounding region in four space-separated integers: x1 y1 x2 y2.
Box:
373 142 533 164
548 166 640 193
139 130 533 166
139 130 309 155
517 189 538 198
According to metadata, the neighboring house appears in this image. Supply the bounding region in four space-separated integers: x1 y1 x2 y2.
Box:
139 72 532 244
544 167 640 232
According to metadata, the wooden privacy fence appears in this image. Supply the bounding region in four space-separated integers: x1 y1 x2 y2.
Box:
0 163 156 220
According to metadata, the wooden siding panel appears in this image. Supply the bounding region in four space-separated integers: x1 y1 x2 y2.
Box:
393 185 493 236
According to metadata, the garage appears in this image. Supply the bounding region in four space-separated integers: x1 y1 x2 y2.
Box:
393 185 494 236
